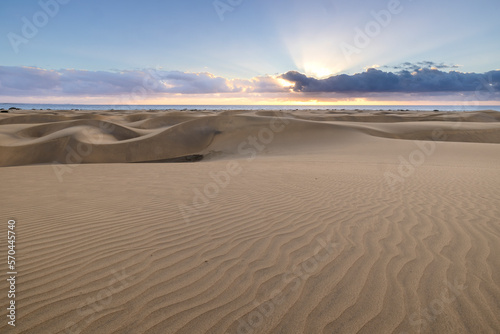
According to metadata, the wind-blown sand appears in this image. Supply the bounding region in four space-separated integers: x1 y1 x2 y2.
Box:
1 109 499 333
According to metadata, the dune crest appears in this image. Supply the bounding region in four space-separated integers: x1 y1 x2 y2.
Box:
1 109 500 167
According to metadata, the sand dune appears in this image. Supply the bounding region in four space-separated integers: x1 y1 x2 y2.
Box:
1 109 500 167
1 109 499 333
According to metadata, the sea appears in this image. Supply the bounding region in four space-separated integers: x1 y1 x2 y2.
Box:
1 103 500 112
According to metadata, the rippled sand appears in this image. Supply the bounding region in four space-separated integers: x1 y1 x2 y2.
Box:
1 109 499 333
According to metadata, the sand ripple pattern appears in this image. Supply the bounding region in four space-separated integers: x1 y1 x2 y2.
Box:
1 109 499 333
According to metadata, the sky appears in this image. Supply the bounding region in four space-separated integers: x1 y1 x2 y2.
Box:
0 0 499 105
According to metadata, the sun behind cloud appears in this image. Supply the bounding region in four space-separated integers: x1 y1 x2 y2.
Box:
302 62 339 79
276 77 295 88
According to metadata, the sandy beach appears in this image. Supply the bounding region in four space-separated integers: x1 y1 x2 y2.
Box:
1 109 499 334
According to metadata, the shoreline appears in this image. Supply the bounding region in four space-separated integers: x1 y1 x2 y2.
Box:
2 105 500 113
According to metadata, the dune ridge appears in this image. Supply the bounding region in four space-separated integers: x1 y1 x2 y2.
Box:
1 109 500 167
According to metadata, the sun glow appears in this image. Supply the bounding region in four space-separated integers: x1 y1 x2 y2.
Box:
276 77 294 88
302 63 337 79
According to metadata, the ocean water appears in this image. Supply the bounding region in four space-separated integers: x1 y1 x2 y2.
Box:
1 103 499 112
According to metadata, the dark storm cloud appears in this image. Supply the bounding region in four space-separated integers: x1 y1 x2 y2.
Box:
280 68 500 93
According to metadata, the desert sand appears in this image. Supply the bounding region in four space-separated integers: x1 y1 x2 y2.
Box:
0 109 499 333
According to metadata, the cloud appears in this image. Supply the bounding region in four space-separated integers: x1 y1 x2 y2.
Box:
383 61 462 71
0 66 257 97
280 68 500 93
0 66 60 93
0 65 499 102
